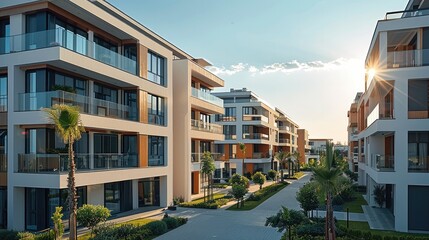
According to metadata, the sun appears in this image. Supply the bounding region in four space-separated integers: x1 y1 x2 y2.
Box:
367 68 376 80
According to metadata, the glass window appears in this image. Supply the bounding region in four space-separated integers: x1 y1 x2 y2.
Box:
0 75 7 112
124 90 138 121
138 177 160 207
408 80 428 112
0 18 10 54
147 51 166 86
216 107 236 121
223 125 236 140
94 83 117 103
122 135 138 167
147 93 165 125
104 182 121 214
409 131 429 172
148 136 165 166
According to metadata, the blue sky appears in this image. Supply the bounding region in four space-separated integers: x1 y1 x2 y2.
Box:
109 0 405 143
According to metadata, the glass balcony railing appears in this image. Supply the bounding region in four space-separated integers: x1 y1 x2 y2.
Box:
17 90 135 121
0 95 7 112
278 126 290 131
17 153 139 174
0 154 6 172
408 155 429 172
387 49 429 69
242 133 269 140
242 114 269 123
191 152 223 163
252 152 270 159
190 119 223 134
371 154 394 171
225 134 237 140
0 29 137 74
279 138 290 144
385 8 429 20
191 87 223 107
149 155 164 166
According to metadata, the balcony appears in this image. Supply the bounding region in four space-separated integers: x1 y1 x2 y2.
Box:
367 104 394 127
191 152 223 163
17 90 135 121
408 155 429 172
242 114 269 123
278 126 290 131
385 8 429 20
371 154 394 172
252 152 270 159
17 153 139 174
191 87 223 108
387 49 429 69
190 119 222 134
225 134 237 140
242 133 269 140
1 29 137 74
279 138 290 144
0 154 6 172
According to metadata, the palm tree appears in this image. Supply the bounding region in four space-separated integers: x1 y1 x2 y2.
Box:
292 151 302 173
238 143 246 176
44 104 84 240
312 141 344 240
201 151 215 202
275 151 290 182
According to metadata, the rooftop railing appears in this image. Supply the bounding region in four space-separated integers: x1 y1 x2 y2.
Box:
0 28 137 74
385 8 429 20
191 87 223 107
17 90 134 121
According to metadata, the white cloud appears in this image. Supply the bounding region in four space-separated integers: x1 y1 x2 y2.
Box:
207 58 353 76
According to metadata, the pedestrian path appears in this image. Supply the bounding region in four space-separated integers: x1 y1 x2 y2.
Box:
363 205 395 230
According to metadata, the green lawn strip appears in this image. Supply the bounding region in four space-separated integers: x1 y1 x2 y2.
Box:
78 218 156 240
337 221 429 238
189 193 226 204
342 193 367 213
226 182 288 211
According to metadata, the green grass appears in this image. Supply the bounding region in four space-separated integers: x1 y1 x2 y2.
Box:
190 193 226 204
342 193 367 213
227 183 288 211
338 220 429 238
290 171 305 179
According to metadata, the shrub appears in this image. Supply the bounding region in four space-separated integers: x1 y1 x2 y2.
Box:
252 172 266 189
34 230 55 240
267 170 277 180
0 230 19 240
179 198 229 209
296 182 319 216
175 217 188 226
146 220 168 235
17 232 35 240
162 217 179 230
93 223 152 240
173 196 185 205
295 223 325 236
77 204 111 237
51 206 64 239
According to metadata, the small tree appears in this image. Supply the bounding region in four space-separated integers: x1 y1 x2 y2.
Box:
77 204 111 237
252 172 266 189
265 206 308 240
201 151 216 202
229 173 249 188
51 206 64 239
230 184 247 208
276 151 290 182
296 182 319 218
373 185 386 208
267 169 277 181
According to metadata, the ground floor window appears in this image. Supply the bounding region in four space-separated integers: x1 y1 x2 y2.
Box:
138 177 160 207
104 181 132 214
0 187 6 229
409 185 429 231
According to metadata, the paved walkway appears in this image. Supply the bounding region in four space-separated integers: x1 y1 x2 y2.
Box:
363 205 395 230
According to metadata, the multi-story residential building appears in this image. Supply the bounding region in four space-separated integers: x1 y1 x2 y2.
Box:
172 59 224 201
0 0 220 231
307 138 333 163
212 88 300 177
357 0 429 232
297 129 310 164
347 92 362 172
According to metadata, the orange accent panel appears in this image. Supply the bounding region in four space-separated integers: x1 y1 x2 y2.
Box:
139 90 148 124
139 44 148 79
245 163 254 174
0 173 6 187
192 171 200 194
223 144 230 161
236 144 253 159
138 135 148 168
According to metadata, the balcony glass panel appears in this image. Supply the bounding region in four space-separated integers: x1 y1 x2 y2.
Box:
370 154 394 171
191 119 222 134
191 87 223 107
242 133 269 140
387 49 429 68
17 90 135 121
1 29 137 74
243 114 269 123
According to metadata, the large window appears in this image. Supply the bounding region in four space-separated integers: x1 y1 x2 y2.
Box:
25 69 87 95
0 75 6 112
223 125 236 140
409 131 429 172
147 93 165 125
408 80 429 119
0 18 10 54
148 136 165 166
216 107 236 121
124 90 138 121
94 83 117 103
138 177 160 207
147 51 165 86
242 106 257 115
122 135 138 167
104 181 132 214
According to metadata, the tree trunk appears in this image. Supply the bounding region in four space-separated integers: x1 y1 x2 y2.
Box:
325 192 336 240
203 173 206 203
68 138 77 240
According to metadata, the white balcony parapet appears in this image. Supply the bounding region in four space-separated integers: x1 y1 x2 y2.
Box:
191 87 223 107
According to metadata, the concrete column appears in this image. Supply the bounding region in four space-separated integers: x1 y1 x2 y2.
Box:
10 14 25 52
379 31 388 69
9 187 25 230
159 175 168 207
394 78 408 122
87 31 94 58
88 132 94 169
394 182 408 232
132 179 139 209
88 80 94 115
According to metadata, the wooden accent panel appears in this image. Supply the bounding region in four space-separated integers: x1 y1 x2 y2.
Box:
245 163 254 174
192 171 200 194
236 144 253 159
0 173 6 187
222 144 230 161
139 44 148 79
139 90 148 124
0 113 7 126
138 135 148 168
408 111 429 119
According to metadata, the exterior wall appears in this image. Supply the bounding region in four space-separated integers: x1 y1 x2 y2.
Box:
297 129 309 164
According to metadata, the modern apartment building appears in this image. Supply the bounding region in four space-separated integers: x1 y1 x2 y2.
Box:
347 92 362 172
306 138 333 162
0 0 222 231
172 59 224 201
356 0 429 232
212 88 299 178
297 129 310 164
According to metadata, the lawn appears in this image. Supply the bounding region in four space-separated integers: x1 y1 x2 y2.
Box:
338 221 429 238
190 193 226 204
227 182 288 211
342 193 367 213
